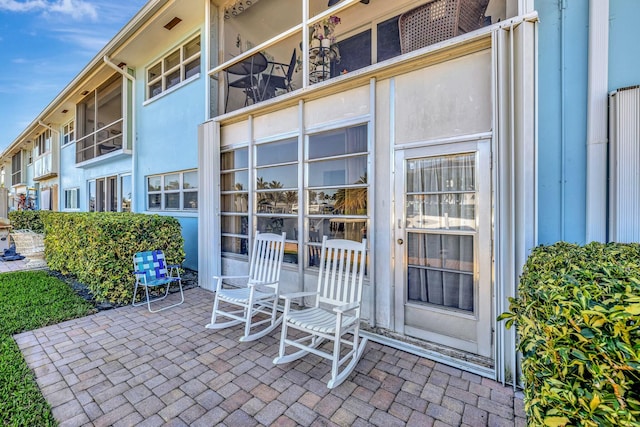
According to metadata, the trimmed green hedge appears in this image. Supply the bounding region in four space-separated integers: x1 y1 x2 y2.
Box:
43 212 185 304
8 210 46 233
499 242 640 426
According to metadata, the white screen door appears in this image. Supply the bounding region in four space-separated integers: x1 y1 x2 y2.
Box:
394 140 492 358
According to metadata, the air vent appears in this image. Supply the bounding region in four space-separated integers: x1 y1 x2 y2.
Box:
164 17 182 30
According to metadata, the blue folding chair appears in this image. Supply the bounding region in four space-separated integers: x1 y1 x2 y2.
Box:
132 250 183 312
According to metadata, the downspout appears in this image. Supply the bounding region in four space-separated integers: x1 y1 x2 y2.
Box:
560 0 566 240
104 56 136 211
585 0 609 242
37 121 60 210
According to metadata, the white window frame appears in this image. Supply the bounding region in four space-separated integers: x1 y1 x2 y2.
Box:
33 129 53 179
34 129 52 158
146 169 198 211
120 174 132 212
76 74 124 164
146 34 201 100
220 147 249 256
88 175 127 212
64 188 80 210
62 121 75 146
11 151 22 186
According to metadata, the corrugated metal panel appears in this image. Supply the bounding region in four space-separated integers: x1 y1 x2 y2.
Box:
609 86 640 243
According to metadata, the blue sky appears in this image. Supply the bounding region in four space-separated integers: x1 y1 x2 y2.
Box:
0 0 147 151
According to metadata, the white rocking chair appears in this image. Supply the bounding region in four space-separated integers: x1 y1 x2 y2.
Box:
206 232 286 342
273 236 368 389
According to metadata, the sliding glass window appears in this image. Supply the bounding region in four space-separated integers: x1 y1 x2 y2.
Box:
220 148 249 256
219 124 369 270
255 138 299 264
306 124 368 267
75 74 123 163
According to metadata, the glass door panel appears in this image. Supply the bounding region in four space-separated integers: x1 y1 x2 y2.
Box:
395 141 492 358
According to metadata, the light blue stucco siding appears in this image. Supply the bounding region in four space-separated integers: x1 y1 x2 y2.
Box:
178 217 198 271
536 0 589 245
609 0 640 91
134 39 205 271
59 144 132 211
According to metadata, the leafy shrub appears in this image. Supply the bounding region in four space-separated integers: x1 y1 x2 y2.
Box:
43 212 184 304
499 242 640 426
8 210 47 233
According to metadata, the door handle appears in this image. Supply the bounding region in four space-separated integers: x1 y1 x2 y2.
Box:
397 238 404 245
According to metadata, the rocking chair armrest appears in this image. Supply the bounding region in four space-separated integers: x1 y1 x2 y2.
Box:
247 280 278 293
247 279 278 287
281 291 317 301
213 274 250 281
281 292 317 310
213 275 250 292
333 301 360 314
133 271 146 275
167 264 181 269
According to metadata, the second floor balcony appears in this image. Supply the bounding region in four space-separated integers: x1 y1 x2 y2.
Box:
215 0 514 115
75 119 126 166
33 152 56 181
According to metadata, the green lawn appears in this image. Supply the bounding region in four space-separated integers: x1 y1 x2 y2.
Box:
0 270 95 426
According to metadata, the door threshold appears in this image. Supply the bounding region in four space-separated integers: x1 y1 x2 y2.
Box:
361 327 496 379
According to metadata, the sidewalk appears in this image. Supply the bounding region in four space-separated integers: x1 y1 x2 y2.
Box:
0 257 30 273
15 287 526 426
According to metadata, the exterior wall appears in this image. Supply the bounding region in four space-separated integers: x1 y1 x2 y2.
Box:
536 0 640 245
536 0 589 245
204 26 537 377
134 25 206 270
0 0 206 271
609 0 640 91
59 146 132 211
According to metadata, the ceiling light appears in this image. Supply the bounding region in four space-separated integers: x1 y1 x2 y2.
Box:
164 17 182 30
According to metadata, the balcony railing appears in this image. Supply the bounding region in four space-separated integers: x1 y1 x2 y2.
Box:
33 153 54 180
76 119 124 164
216 0 502 114
11 172 22 187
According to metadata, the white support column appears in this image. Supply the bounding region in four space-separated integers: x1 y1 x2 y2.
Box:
494 18 538 385
198 120 220 291
585 0 609 243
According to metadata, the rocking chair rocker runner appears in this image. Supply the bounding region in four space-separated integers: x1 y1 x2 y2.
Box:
206 232 286 342
274 236 368 389
132 250 183 312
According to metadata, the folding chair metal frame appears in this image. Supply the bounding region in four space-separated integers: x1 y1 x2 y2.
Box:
132 250 184 313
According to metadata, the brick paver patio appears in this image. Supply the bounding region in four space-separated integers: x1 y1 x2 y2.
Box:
15 288 526 426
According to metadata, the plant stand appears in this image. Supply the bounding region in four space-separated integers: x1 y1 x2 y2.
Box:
309 45 335 83
10 229 46 269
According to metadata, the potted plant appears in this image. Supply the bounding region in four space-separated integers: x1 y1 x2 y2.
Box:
300 15 341 81
311 15 341 51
